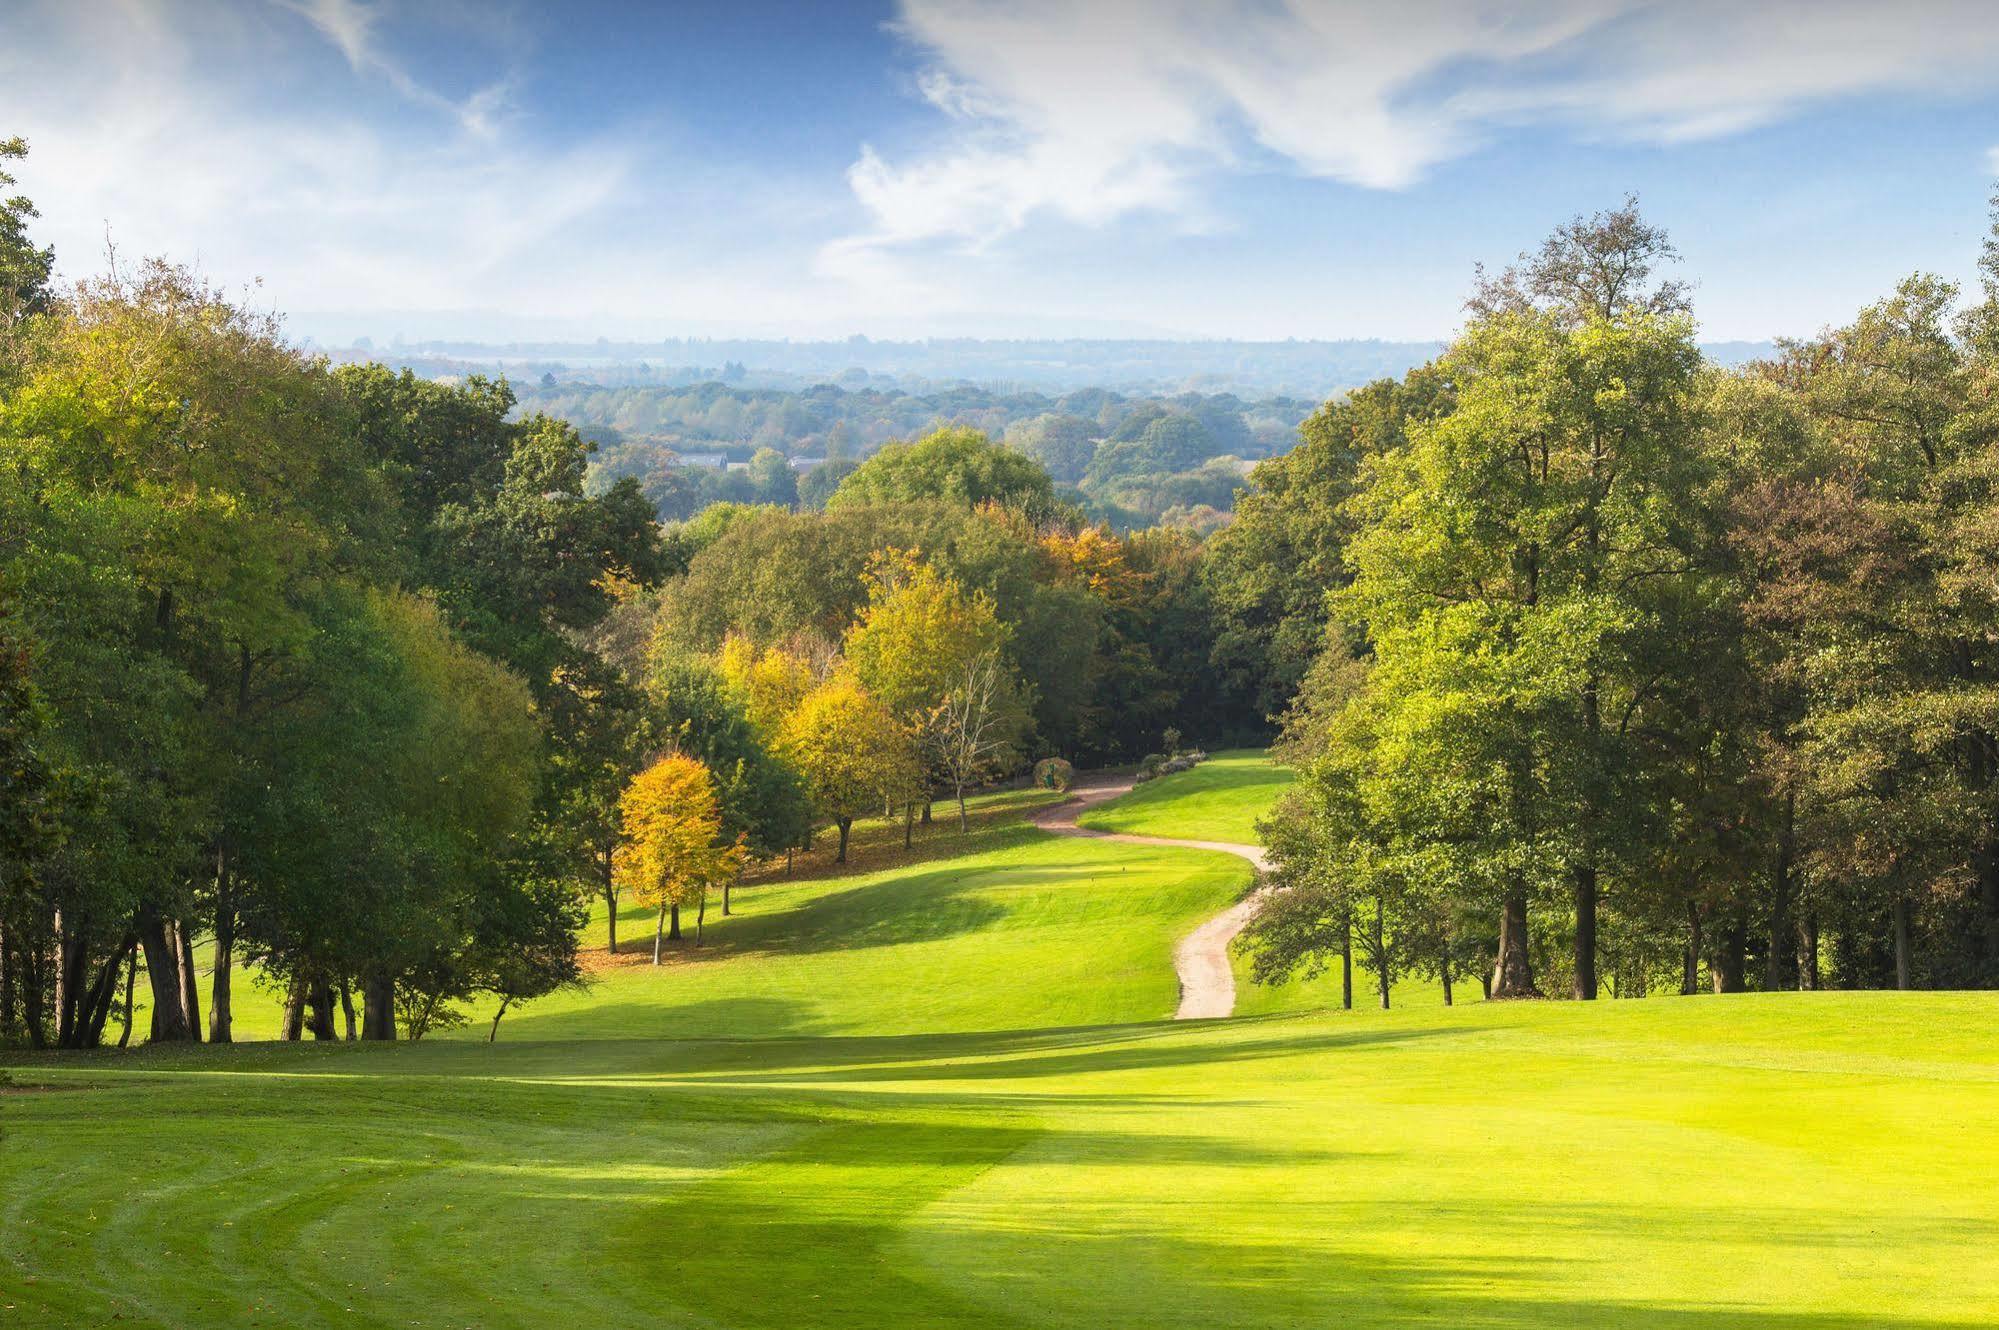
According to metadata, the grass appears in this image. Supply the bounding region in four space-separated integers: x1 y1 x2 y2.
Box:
7 996 1998 1327
9 751 1997 1326
1076 748 1293 844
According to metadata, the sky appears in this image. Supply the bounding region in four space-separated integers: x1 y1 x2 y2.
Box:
5 0 1999 344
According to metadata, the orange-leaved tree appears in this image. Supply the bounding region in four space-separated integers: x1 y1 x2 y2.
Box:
615 753 745 962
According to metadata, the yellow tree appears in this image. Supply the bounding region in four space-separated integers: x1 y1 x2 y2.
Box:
778 675 917 863
845 550 1025 832
717 633 821 734
615 753 744 963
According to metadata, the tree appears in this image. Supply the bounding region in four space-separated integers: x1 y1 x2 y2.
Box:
777 676 915 863
828 426 1057 517
1005 413 1099 484
615 754 743 962
1202 366 1454 717
932 652 1025 829
845 550 1027 824
0 137 55 326
1260 206 1722 1004
651 652 812 906
746 446 799 508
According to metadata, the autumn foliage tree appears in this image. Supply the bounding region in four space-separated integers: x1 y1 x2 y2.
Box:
615 754 743 963
846 550 1028 828
778 676 916 863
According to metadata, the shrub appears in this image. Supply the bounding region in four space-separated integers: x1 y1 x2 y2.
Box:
1033 757 1075 792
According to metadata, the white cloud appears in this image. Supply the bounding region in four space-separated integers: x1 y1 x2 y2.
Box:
835 0 1999 267
0 0 639 323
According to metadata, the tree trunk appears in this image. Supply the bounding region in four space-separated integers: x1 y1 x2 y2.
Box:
1712 902 1748 993
209 901 234 1044
135 905 192 1042
957 785 969 832
669 902 682 942
118 946 136 1048
1682 903 1703 995
835 816 852 864
903 802 914 849
22 929 46 1050
1373 898 1390 1010
1800 911 1820 991
306 983 336 1040
72 939 133 1050
1440 945 1454 1007
696 895 706 945
723 876 732 917
653 903 668 965
1490 889 1539 998
175 920 202 1042
603 847 618 954
1339 914 1353 1011
361 973 396 1040
54 918 85 1047
488 997 511 1043
281 983 305 1041
1892 896 1913 990
921 799 933 826
1764 790 1797 992
340 981 357 1040
1572 864 1598 1000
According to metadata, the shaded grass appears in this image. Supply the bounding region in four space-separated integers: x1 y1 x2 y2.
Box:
1077 749 1293 844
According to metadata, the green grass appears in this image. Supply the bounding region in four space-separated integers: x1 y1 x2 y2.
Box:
7 995 1999 1327
1077 748 1293 843
9 754 1999 1327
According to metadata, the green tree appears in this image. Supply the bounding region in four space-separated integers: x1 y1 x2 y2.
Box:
1005 413 1098 484
746 446 799 508
0 136 55 326
828 426 1056 516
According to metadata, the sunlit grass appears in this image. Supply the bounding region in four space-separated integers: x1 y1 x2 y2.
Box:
1077 748 1293 844
14 752 1993 1326
8 995 1998 1327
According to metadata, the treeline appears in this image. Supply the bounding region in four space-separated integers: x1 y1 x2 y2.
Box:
1229 197 1999 1003
550 379 1307 530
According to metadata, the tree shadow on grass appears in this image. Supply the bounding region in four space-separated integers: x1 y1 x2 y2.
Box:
591 1113 1989 1330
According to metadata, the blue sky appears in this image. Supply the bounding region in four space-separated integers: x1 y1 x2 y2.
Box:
6 0 1999 343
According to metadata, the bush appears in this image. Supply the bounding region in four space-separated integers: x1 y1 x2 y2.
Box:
1033 757 1075 792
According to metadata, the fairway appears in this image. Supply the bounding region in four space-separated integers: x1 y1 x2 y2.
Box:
5 767 1996 1327
1076 748 1294 844
6 996 1998 1327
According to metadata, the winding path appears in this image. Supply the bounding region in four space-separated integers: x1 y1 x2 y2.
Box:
1029 778 1270 1020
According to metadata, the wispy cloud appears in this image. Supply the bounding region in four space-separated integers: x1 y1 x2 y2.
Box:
3 0 628 320
832 0 1999 271
272 0 513 134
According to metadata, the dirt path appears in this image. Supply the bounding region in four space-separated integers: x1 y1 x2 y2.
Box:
1029 779 1269 1020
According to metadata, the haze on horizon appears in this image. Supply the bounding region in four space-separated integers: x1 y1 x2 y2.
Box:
6 0 1999 346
